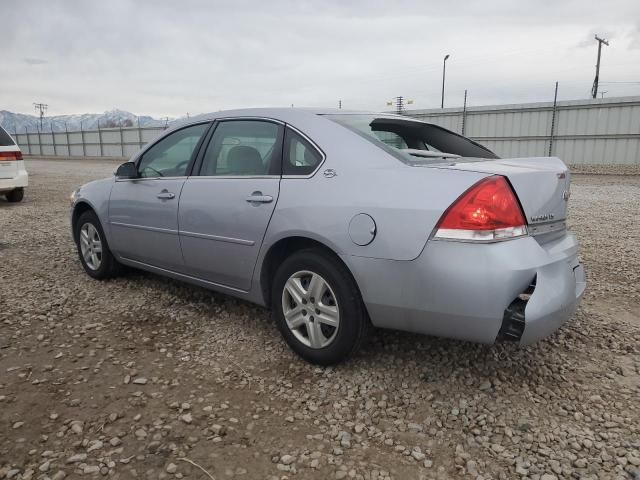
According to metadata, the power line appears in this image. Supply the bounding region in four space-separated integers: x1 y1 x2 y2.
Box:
591 35 609 99
599 81 640 84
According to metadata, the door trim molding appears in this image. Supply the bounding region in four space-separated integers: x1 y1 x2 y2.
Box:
110 221 178 235
180 230 255 246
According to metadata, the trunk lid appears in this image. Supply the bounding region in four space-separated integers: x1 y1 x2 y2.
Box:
436 156 570 229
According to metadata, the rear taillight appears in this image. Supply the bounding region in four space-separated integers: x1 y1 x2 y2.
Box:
0 151 23 161
434 176 528 242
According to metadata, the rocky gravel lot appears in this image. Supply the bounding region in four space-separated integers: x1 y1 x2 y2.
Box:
1 159 639 480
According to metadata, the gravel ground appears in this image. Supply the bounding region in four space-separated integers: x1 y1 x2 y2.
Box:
0 159 638 480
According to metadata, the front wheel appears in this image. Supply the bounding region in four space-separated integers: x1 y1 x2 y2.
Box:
74 210 120 279
6 188 24 203
272 249 369 365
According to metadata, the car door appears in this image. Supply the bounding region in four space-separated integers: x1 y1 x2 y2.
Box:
108 122 210 271
178 119 284 290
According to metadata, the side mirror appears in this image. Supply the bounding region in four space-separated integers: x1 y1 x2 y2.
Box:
115 162 138 179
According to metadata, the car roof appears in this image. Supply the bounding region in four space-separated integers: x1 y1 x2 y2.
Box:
171 108 425 129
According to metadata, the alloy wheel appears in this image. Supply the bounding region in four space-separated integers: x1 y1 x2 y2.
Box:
281 270 340 349
79 222 103 270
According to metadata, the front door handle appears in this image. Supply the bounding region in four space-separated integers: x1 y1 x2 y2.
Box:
246 192 273 204
157 191 176 200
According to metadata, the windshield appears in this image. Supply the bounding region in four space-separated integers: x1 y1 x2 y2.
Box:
325 114 498 164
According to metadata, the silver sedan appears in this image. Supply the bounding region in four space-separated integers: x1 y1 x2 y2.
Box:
70 108 585 364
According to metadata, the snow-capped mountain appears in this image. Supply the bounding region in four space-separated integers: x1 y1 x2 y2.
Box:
0 109 171 133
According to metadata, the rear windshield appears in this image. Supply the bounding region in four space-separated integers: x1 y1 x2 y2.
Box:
325 114 498 164
0 126 16 146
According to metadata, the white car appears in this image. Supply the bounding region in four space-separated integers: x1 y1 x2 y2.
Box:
0 125 28 202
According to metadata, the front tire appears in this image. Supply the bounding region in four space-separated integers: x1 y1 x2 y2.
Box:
6 188 24 203
74 210 120 280
272 249 369 365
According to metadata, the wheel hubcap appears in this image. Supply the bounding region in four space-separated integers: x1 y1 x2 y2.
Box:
282 270 340 349
79 223 103 271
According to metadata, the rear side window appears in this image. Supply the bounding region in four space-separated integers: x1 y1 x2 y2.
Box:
283 128 322 175
199 120 283 176
0 126 16 146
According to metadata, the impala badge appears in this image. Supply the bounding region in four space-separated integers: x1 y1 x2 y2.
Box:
530 213 555 223
323 169 337 178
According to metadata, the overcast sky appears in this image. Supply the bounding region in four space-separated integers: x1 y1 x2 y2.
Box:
3 0 640 117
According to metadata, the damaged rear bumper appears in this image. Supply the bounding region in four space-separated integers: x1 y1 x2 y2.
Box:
511 259 585 345
346 231 585 345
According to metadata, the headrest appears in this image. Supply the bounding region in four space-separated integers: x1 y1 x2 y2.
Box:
227 145 264 175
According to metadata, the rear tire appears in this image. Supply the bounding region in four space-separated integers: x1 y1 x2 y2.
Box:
272 248 369 365
6 188 24 203
74 210 120 280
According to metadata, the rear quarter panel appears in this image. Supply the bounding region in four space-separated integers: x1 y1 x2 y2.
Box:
257 113 491 264
268 165 488 261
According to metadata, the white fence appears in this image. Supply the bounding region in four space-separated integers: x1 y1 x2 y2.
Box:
11 96 640 165
405 96 640 165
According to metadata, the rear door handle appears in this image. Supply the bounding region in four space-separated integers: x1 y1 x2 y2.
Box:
157 191 176 200
246 193 273 204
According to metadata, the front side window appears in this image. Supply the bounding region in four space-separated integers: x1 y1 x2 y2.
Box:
200 120 282 176
283 128 323 175
138 123 208 178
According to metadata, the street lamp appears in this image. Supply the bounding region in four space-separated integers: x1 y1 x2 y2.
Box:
441 54 450 109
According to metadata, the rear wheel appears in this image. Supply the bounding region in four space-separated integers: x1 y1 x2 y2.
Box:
272 249 369 365
6 188 24 203
74 210 120 279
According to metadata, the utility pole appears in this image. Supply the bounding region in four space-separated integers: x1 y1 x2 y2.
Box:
591 35 609 99
461 89 468 135
386 96 413 115
33 102 48 129
548 81 559 156
441 54 450 108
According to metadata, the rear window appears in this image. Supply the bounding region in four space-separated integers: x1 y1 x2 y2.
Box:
0 126 16 146
325 114 497 164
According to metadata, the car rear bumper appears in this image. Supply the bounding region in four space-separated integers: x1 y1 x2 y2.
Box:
0 170 28 192
345 232 585 346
